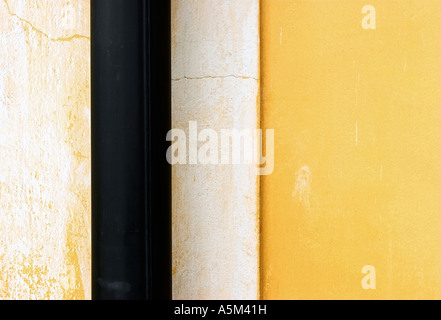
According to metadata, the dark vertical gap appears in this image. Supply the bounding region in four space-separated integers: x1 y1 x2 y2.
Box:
150 0 172 300
142 0 152 300
91 0 171 300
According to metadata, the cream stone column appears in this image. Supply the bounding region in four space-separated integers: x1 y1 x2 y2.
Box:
0 0 90 299
171 0 260 299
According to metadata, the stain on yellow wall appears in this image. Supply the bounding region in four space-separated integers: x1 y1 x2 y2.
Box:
261 0 441 299
0 0 90 299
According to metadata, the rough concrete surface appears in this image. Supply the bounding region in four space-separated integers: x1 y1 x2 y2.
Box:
0 0 90 299
171 0 260 299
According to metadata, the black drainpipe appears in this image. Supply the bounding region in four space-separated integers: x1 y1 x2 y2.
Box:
91 0 171 300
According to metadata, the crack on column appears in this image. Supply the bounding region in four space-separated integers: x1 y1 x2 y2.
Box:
3 0 90 42
172 75 258 81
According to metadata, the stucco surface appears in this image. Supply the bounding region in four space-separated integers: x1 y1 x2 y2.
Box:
0 0 90 299
171 0 260 299
261 0 441 299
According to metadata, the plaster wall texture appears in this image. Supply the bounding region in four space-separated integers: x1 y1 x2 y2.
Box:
0 0 90 299
171 0 260 299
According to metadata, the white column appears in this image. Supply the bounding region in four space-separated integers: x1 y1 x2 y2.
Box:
171 0 260 299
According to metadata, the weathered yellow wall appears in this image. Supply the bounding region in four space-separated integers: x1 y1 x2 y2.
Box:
0 0 90 299
171 0 260 299
261 0 441 299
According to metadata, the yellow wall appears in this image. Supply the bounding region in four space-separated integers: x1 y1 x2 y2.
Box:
0 0 90 299
261 0 441 299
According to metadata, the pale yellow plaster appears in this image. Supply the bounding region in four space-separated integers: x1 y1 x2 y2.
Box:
0 0 90 300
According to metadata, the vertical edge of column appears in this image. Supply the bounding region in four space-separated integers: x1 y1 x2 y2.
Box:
257 0 262 300
256 0 262 300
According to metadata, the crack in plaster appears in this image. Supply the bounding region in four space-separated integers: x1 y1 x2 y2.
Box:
3 0 90 42
172 75 258 81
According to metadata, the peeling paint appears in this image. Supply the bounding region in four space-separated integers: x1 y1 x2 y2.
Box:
292 165 312 208
0 0 90 299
